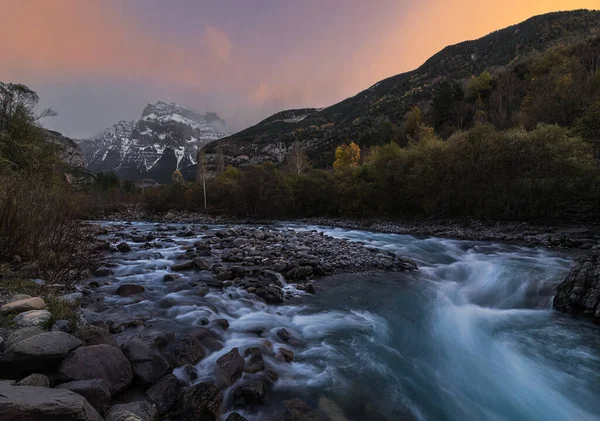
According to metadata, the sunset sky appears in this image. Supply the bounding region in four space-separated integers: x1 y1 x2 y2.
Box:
1 0 598 138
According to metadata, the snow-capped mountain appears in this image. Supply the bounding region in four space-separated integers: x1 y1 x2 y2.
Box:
79 101 227 182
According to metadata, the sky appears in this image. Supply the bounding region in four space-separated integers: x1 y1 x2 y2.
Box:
1 0 598 138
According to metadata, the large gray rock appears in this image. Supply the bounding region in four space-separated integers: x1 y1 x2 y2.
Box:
59 344 133 395
105 401 158 421
170 382 222 421
0 380 103 421
554 255 600 323
123 337 171 385
0 297 46 315
15 374 50 387
76 324 118 347
0 331 82 378
215 348 244 386
146 373 181 415
13 310 52 328
4 327 44 349
56 379 111 415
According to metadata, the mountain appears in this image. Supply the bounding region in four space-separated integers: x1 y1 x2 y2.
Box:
79 101 227 183
203 9 600 168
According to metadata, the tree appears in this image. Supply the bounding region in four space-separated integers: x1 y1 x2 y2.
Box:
284 140 311 175
171 169 185 185
401 106 422 141
333 142 360 172
466 71 493 101
196 150 207 209
215 146 225 174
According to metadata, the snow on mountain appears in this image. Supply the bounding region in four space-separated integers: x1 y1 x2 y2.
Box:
78 101 227 183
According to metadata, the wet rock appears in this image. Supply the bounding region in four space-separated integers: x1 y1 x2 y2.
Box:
216 270 235 281
0 380 103 421
117 242 131 252
4 327 44 349
243 347 265 374
170 382 222 421
116 284 145 296
216 348 244 386
214 318 230 330
205 279 224 289
554 255 600 323
278 348 294 363
59 344 133 395
171 261 194 271
157 332 206 368
276 328 291 343
62 292 83 305
105 401 157 421
163 273 181 282
298 283 316 294
94 266 112 277
226 413 249 421
195 284 210 297
232 238 246 247
193 257 210 270
15 373 49 387
233 379 266 407
13 310 51 328
0 331 82 378
256 285 284 304
0 297 46 315
123 337 171 385
76 324 117 347
146 373 182 415
56 379 111 415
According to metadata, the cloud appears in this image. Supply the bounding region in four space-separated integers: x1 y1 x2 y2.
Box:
204 26 232 61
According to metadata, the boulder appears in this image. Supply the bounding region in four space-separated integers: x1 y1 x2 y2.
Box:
216 271 235 281
214 319 230 330
117 242 131 252
226 413 249 421
278 348 294 363
163 274 181 282
59 344 133 395
123 337 171 385
13 310 52 328
170 382 222 421
157 333 205 368
105 401 158 421
15 373 49 387
215 348 244 386
171 261 194 271
146 373 181 415
56 379 111 415
94 266 112 277
193 257 210 270
51 319 71 333
62 292 84 305
0 297 46 315
4 327 44 349
276 328 291 342
243 347 265 374
116 284 145 296
0 331 82 378
76 324 118 347
233 379 266 407
256 285 284 304
9 294 32 302
554 255 600 323
0 380 103 421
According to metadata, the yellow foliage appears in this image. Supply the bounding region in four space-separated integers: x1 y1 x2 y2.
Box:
333 142 361 171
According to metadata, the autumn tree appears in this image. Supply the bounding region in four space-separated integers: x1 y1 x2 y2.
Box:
401 106 422 141
333 142 360 172
284 140 311 175
171 169 185 185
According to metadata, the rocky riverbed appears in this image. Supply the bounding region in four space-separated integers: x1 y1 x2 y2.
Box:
0 222 417 421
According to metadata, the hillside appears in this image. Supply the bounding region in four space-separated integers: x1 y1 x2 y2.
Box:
204 9 600 168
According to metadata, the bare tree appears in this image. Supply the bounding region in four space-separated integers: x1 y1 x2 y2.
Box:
284 140 311 175
196 149 207 210
215 145 225 174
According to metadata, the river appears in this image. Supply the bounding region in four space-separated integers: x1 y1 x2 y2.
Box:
97 222 600 421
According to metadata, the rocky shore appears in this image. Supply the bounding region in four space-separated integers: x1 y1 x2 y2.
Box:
0 222 417 421
553 255 600 323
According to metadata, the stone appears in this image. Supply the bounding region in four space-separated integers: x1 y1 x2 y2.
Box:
278 348 294 362
214 319 230 330
205 279 224 288
243 347 264 374
0 331 82 378
76 324 117 347
0 380 103 421
156 332 205 368
116 284 145 296
56 379 111 415
276 328 291 342
215 348 245 386
13 310 51 328
117 242 131 252
105 401 158 421
0 297 46 315
232 238 246 247
216 270 235 281
123 337 171 385
233 379 266 407
226 413 249 421
299 283 316 294
4 327 44 349
171 261 194 271
193 257 210 270
554 255 600 322
51 319 71 333
59 344 133 395
94 266 112 277
9 294 32 302
256 285 284 304
62 292 84 305
15 373 49 387
170 382 222 421
195 285 209 297
146 373 181 415
163 273 181 282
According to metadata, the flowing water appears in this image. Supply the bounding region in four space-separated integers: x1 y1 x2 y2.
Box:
97 222 600 421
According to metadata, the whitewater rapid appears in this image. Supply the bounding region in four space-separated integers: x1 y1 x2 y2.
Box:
97 222 600 421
